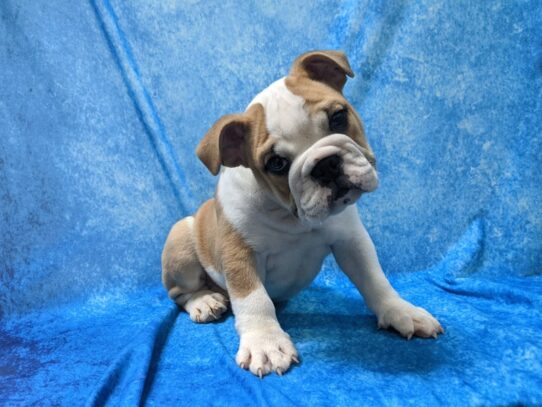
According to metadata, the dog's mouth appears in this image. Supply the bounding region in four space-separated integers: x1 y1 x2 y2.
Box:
290 186 355 221
288 134 378 225
336 187 349 200
326 175 356 201
328 184 363 214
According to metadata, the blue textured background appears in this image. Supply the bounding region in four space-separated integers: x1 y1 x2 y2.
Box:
1 1 541 405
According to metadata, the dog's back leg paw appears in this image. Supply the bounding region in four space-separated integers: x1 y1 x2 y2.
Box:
184 290 229 323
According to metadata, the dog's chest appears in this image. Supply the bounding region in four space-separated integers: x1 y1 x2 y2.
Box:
217 167 338 300
254 231 330 301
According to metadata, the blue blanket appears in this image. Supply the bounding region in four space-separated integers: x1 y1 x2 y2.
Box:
1 1 541 405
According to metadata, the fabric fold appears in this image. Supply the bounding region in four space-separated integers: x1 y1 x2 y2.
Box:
86 304 179 406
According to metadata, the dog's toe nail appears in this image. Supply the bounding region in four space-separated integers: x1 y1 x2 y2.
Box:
292 356 300 364
257 368 263 379
276 368 283 376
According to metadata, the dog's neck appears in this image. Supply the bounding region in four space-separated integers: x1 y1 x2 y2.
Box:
217 167 318 235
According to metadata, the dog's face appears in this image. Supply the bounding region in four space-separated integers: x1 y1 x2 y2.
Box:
197 51 378 225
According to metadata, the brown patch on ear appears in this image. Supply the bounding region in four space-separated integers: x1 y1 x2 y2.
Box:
196 104 265 175
290 50 354 92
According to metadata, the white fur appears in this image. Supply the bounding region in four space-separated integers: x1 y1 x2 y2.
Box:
231 284 298 376
248 78 378 224
218 168 329 300
204 266 226 289
215 75 442 377
289 133 378 224
248 78 324 159
186 216 194 227
230 284 278 333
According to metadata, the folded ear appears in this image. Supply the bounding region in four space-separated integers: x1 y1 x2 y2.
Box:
290 50 354 92
196 104 262 175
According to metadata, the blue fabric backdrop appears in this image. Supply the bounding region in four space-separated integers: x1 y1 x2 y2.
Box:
1 0 541 405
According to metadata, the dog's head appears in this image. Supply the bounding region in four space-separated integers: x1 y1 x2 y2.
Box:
197 50 378 225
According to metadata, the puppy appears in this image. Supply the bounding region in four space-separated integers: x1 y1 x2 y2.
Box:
162 50 443 378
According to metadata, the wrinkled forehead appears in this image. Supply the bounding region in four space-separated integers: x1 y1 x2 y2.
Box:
247 77 326 158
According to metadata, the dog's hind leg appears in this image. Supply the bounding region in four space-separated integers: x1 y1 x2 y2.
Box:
161 216 228 323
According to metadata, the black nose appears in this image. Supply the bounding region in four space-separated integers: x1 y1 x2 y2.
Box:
310 154 342 184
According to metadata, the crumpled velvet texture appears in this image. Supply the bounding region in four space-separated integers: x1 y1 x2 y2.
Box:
1 1 541 405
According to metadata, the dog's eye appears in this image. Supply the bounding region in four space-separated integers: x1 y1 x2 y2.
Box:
329 109 348 133
265 155 290 175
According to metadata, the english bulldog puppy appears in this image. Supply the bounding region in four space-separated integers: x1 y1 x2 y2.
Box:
162 50 443 378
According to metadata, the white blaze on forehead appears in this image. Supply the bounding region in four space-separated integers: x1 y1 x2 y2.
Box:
248 78 306 137
247 78 323 156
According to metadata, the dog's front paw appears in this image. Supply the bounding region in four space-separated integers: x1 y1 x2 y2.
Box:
377 298 444 339
236 328 299 377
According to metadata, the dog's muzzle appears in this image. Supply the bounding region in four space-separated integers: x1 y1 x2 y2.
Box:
289 134 378 224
